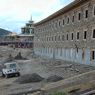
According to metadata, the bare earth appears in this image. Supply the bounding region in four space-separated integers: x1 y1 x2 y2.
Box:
0 46 95 95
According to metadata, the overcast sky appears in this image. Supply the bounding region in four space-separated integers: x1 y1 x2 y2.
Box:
0 0 74 34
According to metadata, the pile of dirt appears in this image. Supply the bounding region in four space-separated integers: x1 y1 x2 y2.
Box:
46 75 63 82
15 73 44 84
14 52 27 60
5 54 14 62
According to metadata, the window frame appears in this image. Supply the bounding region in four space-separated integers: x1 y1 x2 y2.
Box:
72 15 75 23
91 50 95 61
71 32 74 41
77 11 81 21
76 32 79 41
92 28 95 39
58 20 61 27
66 33 68 41
83 30 87 40
62 19 65 26
93 4 95 17
84 8 88 19
58 35 61 41
62 35 64 41
67 16 70 25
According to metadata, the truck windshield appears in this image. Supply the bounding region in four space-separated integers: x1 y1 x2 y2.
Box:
10 64 16 68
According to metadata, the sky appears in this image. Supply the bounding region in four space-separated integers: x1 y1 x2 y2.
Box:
0 0 74 34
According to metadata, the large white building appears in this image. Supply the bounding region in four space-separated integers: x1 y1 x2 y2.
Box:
34 0 95 65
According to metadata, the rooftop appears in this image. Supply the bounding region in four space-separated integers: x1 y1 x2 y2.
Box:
34 0 89 26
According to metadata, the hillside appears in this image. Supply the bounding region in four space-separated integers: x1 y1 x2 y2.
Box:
0 28 12 36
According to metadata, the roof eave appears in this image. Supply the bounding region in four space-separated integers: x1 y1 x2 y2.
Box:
34 0 89 26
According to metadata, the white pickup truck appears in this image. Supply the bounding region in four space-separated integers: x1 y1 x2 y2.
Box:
2 62 20 78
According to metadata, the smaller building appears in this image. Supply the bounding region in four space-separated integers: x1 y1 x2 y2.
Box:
20 17 34 48
0 17 34 48
21 17 34 35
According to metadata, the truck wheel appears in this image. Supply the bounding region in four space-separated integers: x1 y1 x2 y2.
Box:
5 74 9 78
1 72 5 77
15 73 20 77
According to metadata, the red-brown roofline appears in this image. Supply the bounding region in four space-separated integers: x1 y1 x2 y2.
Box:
34 0 90 26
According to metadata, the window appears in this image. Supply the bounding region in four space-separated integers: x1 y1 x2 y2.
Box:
55 36 57 41
58 36 61 41
92 29 95 38
52 37 53 41
77 32 79 40
49 37 51 41
72 15 74 22
67 34 68 40
82 49 85 60
62 35 64 41
55 22 57 28
85 9 88 18
93 5 95 16
59 21 61 26
67 17 69 24
71 33 74 40
78 12 81 20
56 48 58 55
60 48 62 56
91 50 95 60
47 37 48 41
51 48 52 53
84 31 87 40
63 19 64 25
10 64 16 68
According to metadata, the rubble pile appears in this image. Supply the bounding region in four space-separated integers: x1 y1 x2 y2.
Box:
14 52 27 60
15 73 44 84
46 75 63 82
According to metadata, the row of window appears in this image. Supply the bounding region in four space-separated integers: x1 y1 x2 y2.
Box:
36 4 95 33
41 29 95 42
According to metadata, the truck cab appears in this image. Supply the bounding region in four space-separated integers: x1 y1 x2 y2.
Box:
2 62 20 78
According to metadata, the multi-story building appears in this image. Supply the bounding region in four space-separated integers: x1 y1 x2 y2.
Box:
19 18 34 48
34 0 95 65
0 18 34 48
21 18 34 35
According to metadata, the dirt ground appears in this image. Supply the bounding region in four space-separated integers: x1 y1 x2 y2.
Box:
0 46 95 95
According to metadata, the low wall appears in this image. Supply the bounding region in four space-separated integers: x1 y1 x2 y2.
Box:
39 70 95 95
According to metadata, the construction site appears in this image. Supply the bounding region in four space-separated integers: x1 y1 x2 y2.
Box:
0 46 95 95
0 0 95 95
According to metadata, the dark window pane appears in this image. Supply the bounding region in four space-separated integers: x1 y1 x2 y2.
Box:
59 21 60 26
78 13 81 20
77 32 79 39
92 51 95 60
71 33 73 40
85 10 88 18
58 36 61 41
67 17 69 24
93 29 95 38
63 20 64 25
72 16 74 22
84 31 87 39
62 35 64 41
67 34 68 40
55 36 56 41
94 6 95 15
